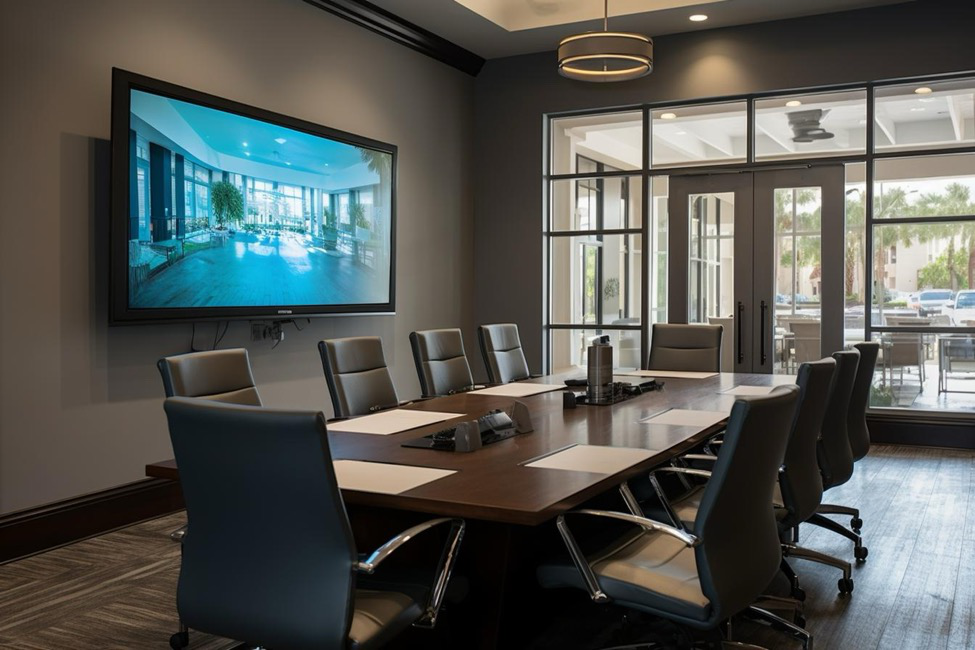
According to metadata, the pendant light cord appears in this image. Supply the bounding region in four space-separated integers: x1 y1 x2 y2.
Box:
604 0 608 31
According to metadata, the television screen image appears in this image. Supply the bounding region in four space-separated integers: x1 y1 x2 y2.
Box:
111 70 395 323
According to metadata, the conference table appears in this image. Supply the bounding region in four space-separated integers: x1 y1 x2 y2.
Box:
146 369 795 648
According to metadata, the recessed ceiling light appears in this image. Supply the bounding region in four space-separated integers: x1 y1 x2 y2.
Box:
274 137 287 144
689 14 708 22
676 130 687 135
285 162 292 166
244 152 251 157
914 87 933 95
242 142 248 147
660 112 677 120
786 100 802 107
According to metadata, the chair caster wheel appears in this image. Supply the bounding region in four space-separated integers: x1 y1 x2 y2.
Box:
170 631 189 649
792 586 807 602
838 578 854 595
855 546 869 562
851 517 863 532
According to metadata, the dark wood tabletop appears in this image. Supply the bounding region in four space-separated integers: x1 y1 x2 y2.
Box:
146 371 795 526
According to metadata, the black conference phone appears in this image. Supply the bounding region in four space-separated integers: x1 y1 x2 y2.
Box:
402 402 533 452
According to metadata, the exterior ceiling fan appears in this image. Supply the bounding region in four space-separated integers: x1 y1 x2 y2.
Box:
788 108 835 142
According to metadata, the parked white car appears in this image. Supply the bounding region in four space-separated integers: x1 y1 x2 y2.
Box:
946 290 975 326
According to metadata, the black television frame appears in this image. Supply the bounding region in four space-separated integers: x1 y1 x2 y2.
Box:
109 68 397 324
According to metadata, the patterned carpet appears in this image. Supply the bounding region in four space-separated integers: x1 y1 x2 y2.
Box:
0 513 229 649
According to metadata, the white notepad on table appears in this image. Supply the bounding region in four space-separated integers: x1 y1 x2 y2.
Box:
328 409 463 435
640 409 728 428
524 445 656 474
468 383 566 397
333 460 456 494
720 385 777 396
616 369 718 379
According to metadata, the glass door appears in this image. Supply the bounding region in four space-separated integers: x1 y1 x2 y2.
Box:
668 166 844 373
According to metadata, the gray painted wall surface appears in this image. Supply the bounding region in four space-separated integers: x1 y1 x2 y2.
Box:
473 0 975 372
0 0 474 514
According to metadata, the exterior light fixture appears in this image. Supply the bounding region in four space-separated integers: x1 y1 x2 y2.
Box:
558 0 653 83
689 14 708 22
914 86 933 94
786 100 802 107
660 112 677 120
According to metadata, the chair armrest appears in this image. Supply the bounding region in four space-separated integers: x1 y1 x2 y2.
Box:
555 508 699 604
646 466 712 531
681 454 718 464
356 517 466 629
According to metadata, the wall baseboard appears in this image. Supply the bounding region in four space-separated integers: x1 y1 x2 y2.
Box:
867 413 975 450
0 478 184 564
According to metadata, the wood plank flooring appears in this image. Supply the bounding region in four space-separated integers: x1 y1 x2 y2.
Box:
1 444 972 649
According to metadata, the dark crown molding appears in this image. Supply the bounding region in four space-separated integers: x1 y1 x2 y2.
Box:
303 0 485 77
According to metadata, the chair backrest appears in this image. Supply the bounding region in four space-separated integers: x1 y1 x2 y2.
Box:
157 348 262 406
409 329 475 397
318 337 399 417
817 348 860 490
849 342 880 462
693 386 799 623
707 317 734 372
778 358 836 526
789 320 822 364
478 323 530 384
647 324 722 372
164 397 356 649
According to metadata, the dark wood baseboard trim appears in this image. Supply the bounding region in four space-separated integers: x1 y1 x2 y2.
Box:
867 413 975 450
0 478 184 564
302 0 485 76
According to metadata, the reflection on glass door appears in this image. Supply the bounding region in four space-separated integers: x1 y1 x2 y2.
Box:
773 187 823 374
689 192 736 324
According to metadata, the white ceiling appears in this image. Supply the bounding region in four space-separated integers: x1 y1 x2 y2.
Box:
366 0 913 59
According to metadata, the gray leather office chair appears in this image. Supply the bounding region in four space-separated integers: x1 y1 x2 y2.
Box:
647 324 722 372
539 387 809 649
811 349 868 562
409 329 475 397
477 323 530 384
813 341 880 538
157 348 262 542
164 397 465 650
318 337 400 418
157 348 261 406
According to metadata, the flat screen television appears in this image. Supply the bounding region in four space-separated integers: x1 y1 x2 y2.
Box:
110 69 396 324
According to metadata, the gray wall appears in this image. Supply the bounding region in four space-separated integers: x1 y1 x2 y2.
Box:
473 0 975 372
0 0 475 514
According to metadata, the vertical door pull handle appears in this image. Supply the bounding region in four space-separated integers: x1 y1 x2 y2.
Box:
760 301 768 365
736 301 744 364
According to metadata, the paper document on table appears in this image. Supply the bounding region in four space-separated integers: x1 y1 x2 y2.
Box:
641 409 728 428
468 383 566 397
333 460 456 494
616 369 718 379
328 410 463 435
525 445 656 474
720 385 777 396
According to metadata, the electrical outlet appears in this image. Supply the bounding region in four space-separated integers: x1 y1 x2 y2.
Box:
251 323 264 341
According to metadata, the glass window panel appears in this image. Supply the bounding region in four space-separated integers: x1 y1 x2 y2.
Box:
870 222 975 326
195 166 209 183
550 176 642 231
845 163 867 345
875 77 975 152
755 90 867 160
651 101 747 167
551 111 642 175
550 328 643 372
687 192 735 323
550 235 642 326
874 154 975 218
651 176 669 324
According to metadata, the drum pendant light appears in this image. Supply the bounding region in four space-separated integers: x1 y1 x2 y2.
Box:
558 0 654 82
